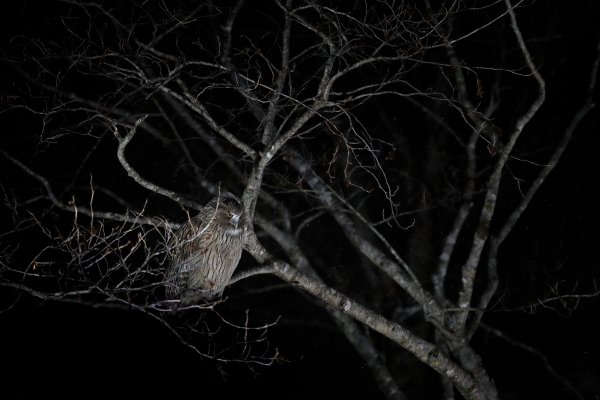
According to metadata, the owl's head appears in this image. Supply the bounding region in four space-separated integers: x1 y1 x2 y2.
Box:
212 192 244 231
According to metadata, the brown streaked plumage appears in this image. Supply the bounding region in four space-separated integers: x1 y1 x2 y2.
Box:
165 192 244 304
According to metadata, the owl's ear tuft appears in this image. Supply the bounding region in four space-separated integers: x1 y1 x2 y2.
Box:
220 191 242 206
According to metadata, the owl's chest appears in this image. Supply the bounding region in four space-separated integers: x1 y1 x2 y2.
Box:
196 228 243 256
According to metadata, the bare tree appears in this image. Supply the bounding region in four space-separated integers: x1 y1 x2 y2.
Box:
1 1 598 399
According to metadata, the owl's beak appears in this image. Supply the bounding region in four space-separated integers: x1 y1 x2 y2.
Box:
231 214 240 229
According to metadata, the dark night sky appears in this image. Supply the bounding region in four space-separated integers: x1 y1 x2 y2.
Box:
1 1 600 399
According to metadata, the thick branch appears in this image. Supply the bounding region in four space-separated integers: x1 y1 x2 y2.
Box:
254 217 407 400
237 258 486 400
434 132 477 304
285 150 448 329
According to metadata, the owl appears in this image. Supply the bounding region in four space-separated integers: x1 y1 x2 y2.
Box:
165 192 245 304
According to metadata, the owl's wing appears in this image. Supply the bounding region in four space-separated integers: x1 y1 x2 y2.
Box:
165 212 204 290
170 202 219 257
166 203 225 301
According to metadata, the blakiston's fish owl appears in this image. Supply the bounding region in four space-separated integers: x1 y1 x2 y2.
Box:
166 192 244 304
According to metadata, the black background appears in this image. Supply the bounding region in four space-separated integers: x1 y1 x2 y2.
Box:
1 1 599 399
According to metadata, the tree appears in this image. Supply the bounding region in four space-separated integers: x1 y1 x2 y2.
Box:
1 1 598 399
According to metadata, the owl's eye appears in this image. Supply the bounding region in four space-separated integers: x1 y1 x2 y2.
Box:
226 211 233 218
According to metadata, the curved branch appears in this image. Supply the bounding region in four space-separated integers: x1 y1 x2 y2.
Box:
262 0 292 146
113 116 203 211
456 0 547 332
0 148 174 228
473 39 600 334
